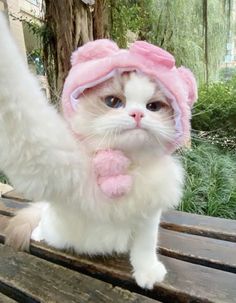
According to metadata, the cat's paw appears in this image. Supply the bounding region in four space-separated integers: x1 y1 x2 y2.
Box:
133 261 167 289
93 149 131 177
98 174 133 199
31 225 44 241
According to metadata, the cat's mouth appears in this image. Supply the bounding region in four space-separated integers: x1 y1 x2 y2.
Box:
120 126 149 138
121 127 148 135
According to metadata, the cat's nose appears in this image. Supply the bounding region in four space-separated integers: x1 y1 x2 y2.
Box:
129 110 144 124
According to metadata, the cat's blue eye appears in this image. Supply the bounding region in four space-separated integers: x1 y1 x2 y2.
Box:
146 101 166 112
104 96 124 109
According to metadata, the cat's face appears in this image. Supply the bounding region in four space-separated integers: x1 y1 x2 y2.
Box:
70 72 176 153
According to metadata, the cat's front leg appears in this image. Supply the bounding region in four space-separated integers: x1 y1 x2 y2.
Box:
0 14 85 204
130 211 167 289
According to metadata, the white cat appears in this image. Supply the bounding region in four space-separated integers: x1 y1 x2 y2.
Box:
0 14 197 289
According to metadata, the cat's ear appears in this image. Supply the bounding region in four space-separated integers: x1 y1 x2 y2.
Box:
71 39 119 66
178 67 198 108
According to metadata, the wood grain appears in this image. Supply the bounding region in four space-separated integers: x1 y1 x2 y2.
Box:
0 244 159 303
161 210 236 242
1 202 236 273
159 227 236 273
2 190 30 202
0 198 28 217
27 241 236 303
0 214 8 242
1 197 236 302
0 292 17 303
1 237 236 302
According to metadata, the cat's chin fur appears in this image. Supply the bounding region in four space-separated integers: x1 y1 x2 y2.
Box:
1 13 184 289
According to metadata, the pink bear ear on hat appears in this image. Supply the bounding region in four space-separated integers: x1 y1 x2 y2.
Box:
71 39 120 66
178 67 198 108
130 41 175 69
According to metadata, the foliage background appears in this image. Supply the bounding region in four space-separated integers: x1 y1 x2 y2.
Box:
110 0 231 84
179 143 236 219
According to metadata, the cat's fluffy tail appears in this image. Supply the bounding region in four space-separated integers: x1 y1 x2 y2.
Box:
4 202 45 251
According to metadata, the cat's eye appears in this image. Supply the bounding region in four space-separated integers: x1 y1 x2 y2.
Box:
104 96 124 109
146 101 167 112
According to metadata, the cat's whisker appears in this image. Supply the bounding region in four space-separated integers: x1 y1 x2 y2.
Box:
155 124 175 132
82 134 97 144
154 135 166 151
110 128 116 149
84 107 107 117
105 129 111 149
160 120 174 125
96 132 108 150
109 128 115 149
158 128 176 140
111 128 117 148
99 128 115 150
160 114 177 122
114 127 121 147
80 129 104 142
161 112 177 118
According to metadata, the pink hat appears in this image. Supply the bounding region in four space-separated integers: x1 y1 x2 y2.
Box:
62 39 197 148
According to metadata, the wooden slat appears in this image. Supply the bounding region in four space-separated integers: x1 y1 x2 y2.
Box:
27 241 236 303
1 214 236 274
0 244 159 303
1 210 236 302
2 231 236 302
161 210 236 242
160 228 236 273
2 190 30 202
0 198 28 217
0 292 17 303
0 214 8 242
1 201 236 273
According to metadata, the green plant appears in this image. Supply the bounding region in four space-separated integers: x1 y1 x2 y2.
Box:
179 142 236 219
0 172 9 184
110 0 144 48
192 78 236 150
28 49 45 75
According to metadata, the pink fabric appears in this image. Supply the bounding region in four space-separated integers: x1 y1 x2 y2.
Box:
93 150 133 199
62 39 198 148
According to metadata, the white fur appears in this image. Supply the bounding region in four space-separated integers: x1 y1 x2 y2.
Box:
0 13 184 289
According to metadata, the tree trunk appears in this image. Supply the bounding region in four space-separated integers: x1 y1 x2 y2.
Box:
93 0 110 39
203 0 209 85
43 0 93 103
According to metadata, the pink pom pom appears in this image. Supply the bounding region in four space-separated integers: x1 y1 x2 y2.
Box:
93 149 133 199
98 175 133 199
93 149 131 177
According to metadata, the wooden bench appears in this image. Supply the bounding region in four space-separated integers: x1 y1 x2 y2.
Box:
0 191 236 303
